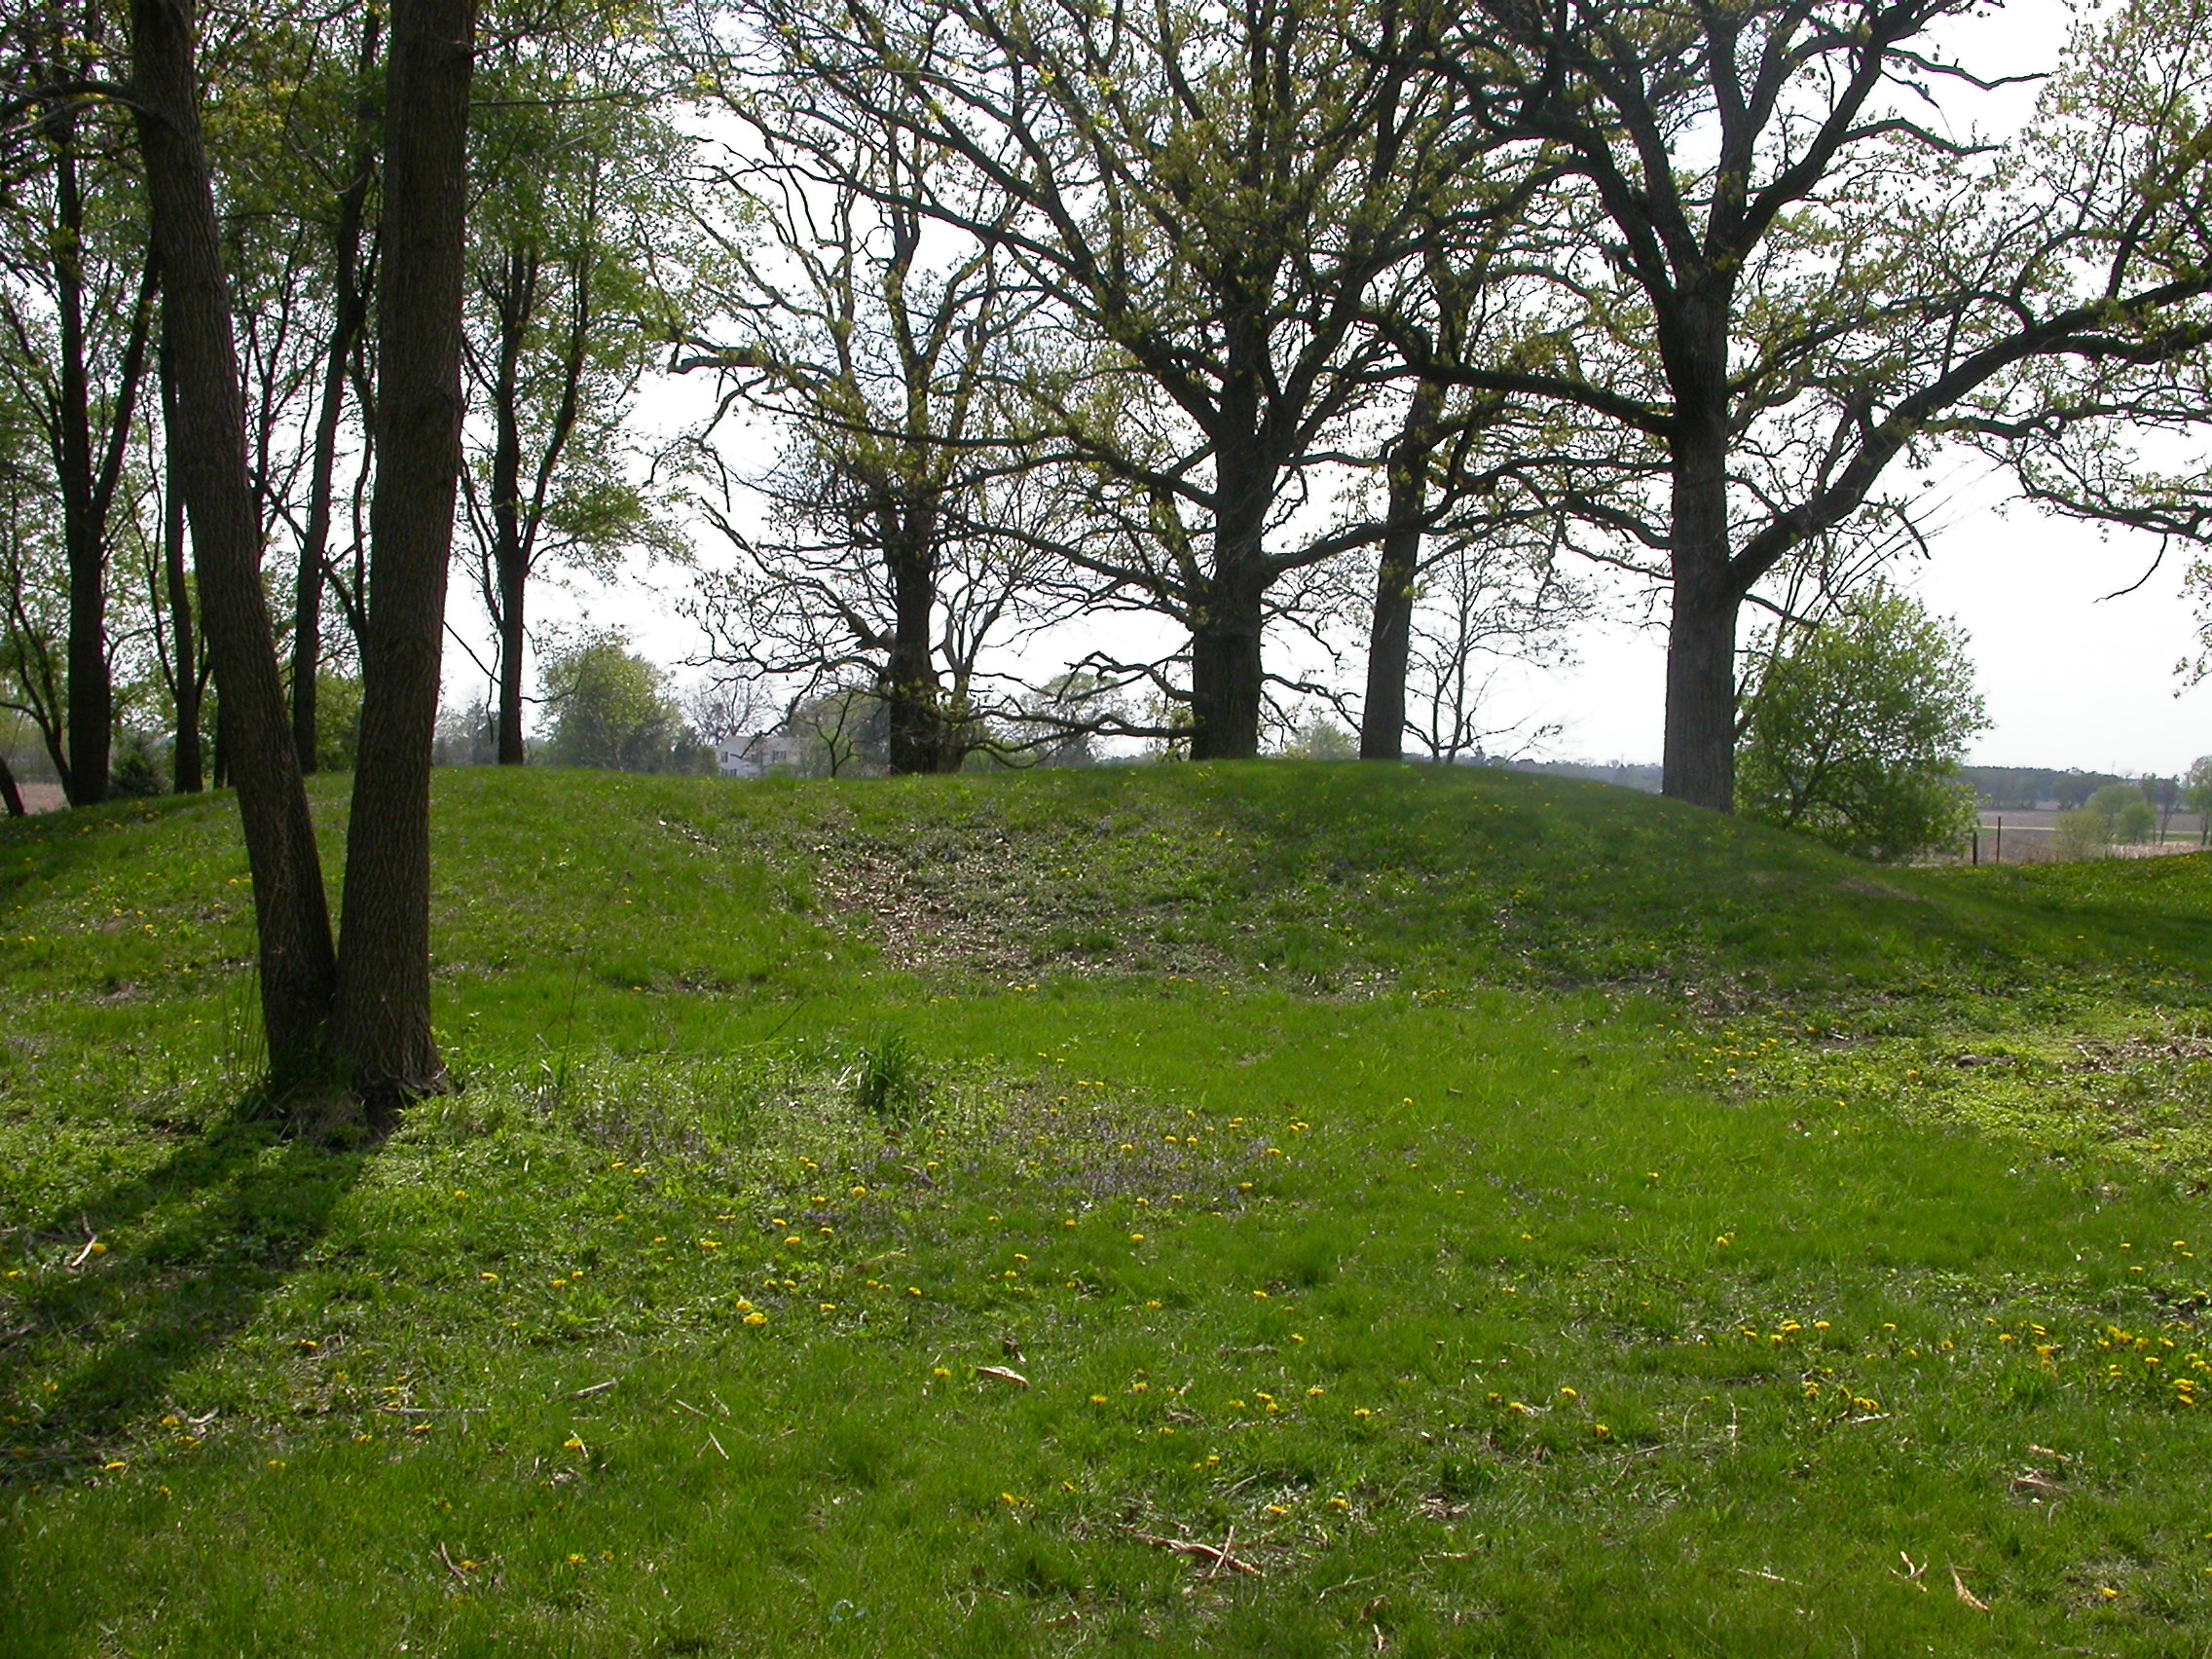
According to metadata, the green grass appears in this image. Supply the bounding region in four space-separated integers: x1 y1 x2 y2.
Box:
4 762 2212 1656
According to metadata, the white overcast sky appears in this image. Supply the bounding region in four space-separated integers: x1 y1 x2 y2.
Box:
468 0 2212 780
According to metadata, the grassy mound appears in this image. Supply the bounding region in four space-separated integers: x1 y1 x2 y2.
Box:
4 763 2211 1656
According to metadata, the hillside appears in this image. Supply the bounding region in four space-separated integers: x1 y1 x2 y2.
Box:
4 764 2212 1656
8 761 2204 1032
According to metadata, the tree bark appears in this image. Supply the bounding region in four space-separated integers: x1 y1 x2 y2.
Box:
50 112 155 808
882 516 948 774
1188 567 1266 760
1659 291 1742 814
292 12 381 776
1662 417 1741 813
157 320 203 793
130 0 338 1079
488 249 533 765
332 0 475 1112
1188 438 1272 761
0 752 23 817
53 108 104 807
1360 382 1444 761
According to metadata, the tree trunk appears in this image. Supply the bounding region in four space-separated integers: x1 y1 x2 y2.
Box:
1658 291 1743 814
292 28 379 776
1188 446 1272 761
494 534 526 763
130 0 338 1080
1661 421 1741 812
159 323 203 793
489 250 532 765
882 519 947 774
1360 383 1443 761
0 752 23 817
332 0 475 1114
54 112 105 807
1188 576 1266 760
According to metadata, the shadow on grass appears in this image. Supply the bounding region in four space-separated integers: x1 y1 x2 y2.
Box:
0 1111 367 1483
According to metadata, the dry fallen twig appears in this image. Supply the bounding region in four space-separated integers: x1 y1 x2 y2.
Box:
1126 1529 1261 1577
1735 1567 1803 1587
974 1365 1029 1389
1950 1566 1990 1610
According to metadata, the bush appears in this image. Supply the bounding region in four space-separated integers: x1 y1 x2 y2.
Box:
538 633 699 774
1736 585 1986 862
109 735 166 798
2053 808 2112 861
314 672 364 772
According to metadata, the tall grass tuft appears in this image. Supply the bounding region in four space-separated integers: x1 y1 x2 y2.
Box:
846 1028 929 1125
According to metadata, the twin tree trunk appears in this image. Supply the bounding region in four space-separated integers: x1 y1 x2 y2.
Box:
136 0 472 1112
331 0 475 1109
131 0 337 1078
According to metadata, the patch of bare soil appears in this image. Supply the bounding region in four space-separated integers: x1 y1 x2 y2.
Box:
793 817 1243 981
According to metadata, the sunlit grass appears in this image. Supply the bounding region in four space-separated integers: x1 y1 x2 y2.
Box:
3 763 2210 1654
